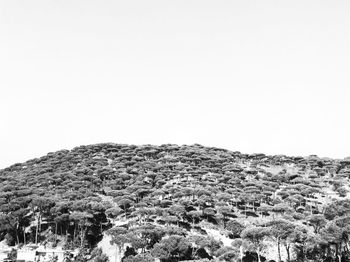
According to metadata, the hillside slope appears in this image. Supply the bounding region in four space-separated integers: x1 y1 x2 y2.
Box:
1 143 350 262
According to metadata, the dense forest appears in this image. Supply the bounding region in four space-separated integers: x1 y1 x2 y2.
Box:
1 143 350 262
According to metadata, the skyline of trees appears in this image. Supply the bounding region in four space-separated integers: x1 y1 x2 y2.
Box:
0 143 350 262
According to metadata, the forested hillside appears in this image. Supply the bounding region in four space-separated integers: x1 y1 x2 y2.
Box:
1 143 350 262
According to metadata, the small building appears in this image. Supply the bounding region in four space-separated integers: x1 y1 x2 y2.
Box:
16 246 75 262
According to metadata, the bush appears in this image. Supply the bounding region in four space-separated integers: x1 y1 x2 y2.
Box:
90 248 109 262
5 233 15 246
124 253 154 262
226 220 245 238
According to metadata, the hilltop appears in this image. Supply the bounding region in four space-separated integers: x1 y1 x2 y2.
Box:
1 143 350 262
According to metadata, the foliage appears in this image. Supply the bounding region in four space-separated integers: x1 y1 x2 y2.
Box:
0 143 349 261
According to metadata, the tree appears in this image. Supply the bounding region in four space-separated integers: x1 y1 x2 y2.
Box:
216 206 233 228
69 211 93 248
320 222 343 262
226 220 244 239
106 207 123 219
215 246 239 262
290 225 311 262
108 227 130 262
189 235 221 259
188 210 202 226
30 196 55 244
151 235 191 261
12 207 31 245
116 198 134 218
306 214 326 234
324 199 350 220
130 225 165 252
231 238 251 261
169 204 186 221
241 226 269 262
266 219 295 262
271 203 292 219
336 186 348 197
0 213 17 245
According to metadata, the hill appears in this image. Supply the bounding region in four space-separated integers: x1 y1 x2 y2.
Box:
1 143 350 262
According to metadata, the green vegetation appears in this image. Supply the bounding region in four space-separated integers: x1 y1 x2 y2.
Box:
0 143 350 262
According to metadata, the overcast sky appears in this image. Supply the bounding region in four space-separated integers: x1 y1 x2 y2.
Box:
0 0 349 168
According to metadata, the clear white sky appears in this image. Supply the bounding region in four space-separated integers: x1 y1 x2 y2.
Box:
0 0 349 168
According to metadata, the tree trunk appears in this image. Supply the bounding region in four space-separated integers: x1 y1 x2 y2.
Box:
335 244 339 262
192 248 199 259
338 243 342 262
38 213 42 232
55 222 58 244
16 231 19 245
80 226 85 248
73 223 76 244
285 245 290 262
257 250 261 262
35 214 39 244
277 239 281 262
240 245 244 261
23 229 26 245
